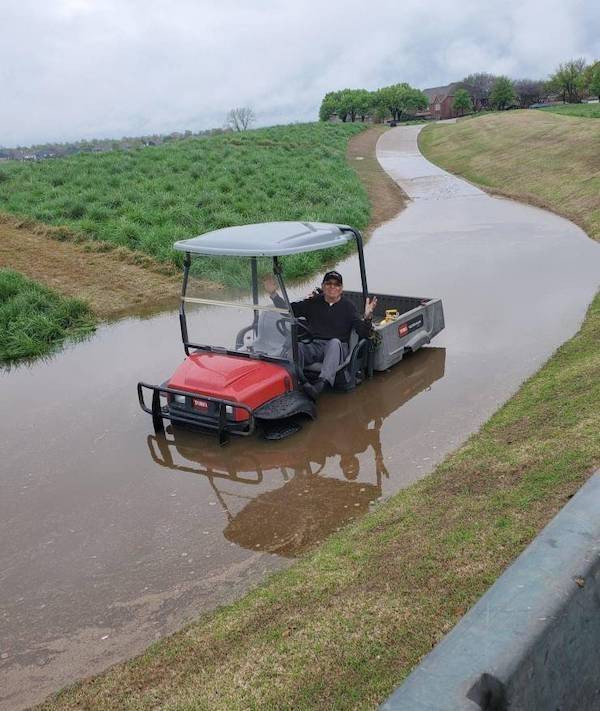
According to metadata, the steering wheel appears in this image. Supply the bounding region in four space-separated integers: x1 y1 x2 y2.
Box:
275 316 314 343
294 316 315 343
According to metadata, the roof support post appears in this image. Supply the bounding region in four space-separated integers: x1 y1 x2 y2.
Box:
180 252 191 355
346 227 369 303
251 256 259 332
273 257 302 386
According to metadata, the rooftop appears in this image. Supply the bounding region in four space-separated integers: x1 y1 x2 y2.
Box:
173 221 355 257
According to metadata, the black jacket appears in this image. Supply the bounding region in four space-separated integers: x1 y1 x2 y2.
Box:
272 293 372 343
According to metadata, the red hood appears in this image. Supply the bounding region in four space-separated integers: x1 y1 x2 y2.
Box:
167 352 291 408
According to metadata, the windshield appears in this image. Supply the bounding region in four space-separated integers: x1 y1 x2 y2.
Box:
183 256 293 361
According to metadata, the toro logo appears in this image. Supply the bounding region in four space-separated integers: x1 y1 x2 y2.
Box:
192 398 209 410
398 315 424 338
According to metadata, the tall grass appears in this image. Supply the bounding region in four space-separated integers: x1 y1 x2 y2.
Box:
0 269 95 363
0 123 370 285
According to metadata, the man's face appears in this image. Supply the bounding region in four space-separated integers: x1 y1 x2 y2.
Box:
322 279 343 299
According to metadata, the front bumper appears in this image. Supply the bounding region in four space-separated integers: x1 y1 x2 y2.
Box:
137 382 255 444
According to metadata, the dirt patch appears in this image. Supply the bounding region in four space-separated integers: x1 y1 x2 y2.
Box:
0 214 186 319
347 125 407 236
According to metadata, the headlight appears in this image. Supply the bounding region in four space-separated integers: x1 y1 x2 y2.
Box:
225 405 233 414
173 394 186 404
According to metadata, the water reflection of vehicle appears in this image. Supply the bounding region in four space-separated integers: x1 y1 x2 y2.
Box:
147 347 445 557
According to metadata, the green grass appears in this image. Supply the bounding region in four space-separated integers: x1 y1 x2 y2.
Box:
540 103 600 118
0 269 95 363
0 123 369 286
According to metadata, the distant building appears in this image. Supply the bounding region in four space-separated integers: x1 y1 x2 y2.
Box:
422 83 461 120
529 101 564 109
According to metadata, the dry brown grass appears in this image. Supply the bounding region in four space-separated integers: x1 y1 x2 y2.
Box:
0 213 183 319
419 110 600 240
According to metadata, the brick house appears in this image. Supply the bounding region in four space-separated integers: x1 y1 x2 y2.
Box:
422 83 462 119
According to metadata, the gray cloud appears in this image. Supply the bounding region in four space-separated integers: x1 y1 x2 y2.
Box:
1 0 598 146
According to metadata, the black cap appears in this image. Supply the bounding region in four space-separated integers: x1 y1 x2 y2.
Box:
322 270 343 285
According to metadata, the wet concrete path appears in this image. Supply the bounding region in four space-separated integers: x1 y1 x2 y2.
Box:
1 126 599 709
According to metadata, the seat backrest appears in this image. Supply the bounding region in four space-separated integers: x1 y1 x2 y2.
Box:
251 311 290 358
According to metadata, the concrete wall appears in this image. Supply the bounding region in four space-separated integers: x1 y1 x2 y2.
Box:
381 472 600 711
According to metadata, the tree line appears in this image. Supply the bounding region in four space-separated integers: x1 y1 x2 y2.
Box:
319 84 429 123
320 58 600 122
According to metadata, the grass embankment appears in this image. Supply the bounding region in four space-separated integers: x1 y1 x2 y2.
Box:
419 110 600 240
541 102 600 118
0 269 95 362
0 122 371 362
40 113 600 709
0 123 369 285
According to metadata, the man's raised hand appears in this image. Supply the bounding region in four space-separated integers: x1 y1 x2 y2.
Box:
263 275 278 295
364 295 378 319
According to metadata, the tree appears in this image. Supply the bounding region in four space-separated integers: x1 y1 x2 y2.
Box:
489 76 516 110
401 87 429 116
452 88 472 116
547 59 587 103
319 91 341 121
590 65 600 101
354 89 373 122
514 79 545 107
225 107 256 131
460 73 496 111
376 83 428 121
581 60 600 100
337 89 373 122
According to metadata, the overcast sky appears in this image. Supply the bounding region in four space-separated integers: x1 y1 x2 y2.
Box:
1 0 598 147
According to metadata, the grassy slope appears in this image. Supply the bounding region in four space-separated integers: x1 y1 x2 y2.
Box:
40 113 600 709
0 123 369 285
541 103 600 118
0 269 95 362
418 110 600 241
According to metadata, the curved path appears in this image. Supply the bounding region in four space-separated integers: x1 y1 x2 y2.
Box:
1 127 599 709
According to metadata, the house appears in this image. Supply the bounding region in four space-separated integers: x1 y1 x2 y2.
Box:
422 83 461 120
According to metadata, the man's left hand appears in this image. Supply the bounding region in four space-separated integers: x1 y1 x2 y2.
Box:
364 296 377 319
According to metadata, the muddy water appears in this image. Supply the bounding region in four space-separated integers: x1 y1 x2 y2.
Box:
1 126 599 709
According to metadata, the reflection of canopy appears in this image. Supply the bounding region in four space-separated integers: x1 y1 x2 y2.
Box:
223 474 379 558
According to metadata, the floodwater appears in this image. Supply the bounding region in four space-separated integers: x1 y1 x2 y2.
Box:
1 126 599 709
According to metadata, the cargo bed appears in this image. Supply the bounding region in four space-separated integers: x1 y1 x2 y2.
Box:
343 291 445 371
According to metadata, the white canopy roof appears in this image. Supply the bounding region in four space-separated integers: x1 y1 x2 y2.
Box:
173 221 354 257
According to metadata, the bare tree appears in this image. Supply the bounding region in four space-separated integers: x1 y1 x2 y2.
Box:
547 58 587 103
514 79 545 107
459 73 497 111
225 107 256 132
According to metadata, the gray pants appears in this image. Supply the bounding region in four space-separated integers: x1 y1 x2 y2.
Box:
298 338 348 386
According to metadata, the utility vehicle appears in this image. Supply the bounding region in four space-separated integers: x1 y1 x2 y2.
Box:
137 221 444 442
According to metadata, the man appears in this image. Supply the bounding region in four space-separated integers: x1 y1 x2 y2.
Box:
264 270 377 398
